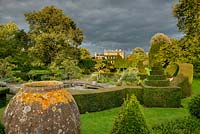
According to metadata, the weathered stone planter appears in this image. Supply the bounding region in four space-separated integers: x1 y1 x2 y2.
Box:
3 81 80 134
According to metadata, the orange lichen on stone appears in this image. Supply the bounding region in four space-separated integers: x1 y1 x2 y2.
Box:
16 89 73 111
24 81 62 87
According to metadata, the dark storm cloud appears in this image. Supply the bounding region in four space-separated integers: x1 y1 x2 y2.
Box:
0 0 182 54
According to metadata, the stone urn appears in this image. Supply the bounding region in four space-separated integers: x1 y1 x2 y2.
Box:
3 81 81 134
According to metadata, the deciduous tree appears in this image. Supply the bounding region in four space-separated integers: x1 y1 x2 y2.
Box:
173 0 200 71
25 6 84 67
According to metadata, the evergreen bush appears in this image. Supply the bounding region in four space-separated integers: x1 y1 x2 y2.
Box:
119 67 139 86
189 95 200 118
111 95 150 134
152 116 200 134
0 123 5 134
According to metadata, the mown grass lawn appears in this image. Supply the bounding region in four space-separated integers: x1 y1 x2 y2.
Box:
0 79 200 134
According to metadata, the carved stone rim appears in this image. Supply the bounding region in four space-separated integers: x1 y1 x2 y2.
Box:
22 81 64 93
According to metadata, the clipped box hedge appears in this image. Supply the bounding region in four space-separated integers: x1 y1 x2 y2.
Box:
0 87 10 108
124 87 144 104
70 86 143 114
143 85 182 107
171 74 190 98
171 63 193 98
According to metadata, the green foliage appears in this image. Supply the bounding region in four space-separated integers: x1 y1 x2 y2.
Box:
0 87 9 108
165 63 179 77
0 22 31 73
72 87 143 114
173 0 200 69
0 22 18 40
27 70 51 80
173 0 200 36
0 123 5 134
143 86 182 107
114 58 130 70
27 59 82 80
127 47 148 72
96 72 120 84
125 87 144 104
171 63 193 97
73 87 125 114
0 58 15 79
119 67 139 86
78 59 96 74
152 116 200 134
0 88 9 94
158 38 182 68
149 33 171 67
94 59 115 81
80 48 91 59
193 61 200 78
188 95 200 119
111 95 150 134
60 59 82 80
178 63 193 85
171 74 191 98
25 6 83 67
177 35 200 64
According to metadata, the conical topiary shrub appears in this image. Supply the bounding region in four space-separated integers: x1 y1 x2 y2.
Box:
111 95 150 134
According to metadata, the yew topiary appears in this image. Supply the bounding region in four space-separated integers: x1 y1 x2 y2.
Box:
149 33 171 66
111 95 150 134
189 95 200 118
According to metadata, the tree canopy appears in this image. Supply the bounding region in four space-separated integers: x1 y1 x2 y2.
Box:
173 0 200 63
173 0 200 36
25 6 84 67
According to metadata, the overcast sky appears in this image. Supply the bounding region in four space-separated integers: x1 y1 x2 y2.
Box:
0 0 182 55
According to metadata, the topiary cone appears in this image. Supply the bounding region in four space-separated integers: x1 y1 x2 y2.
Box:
111 95 150 134
3 81 81 134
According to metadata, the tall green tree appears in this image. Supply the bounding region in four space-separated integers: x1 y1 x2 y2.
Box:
0 58 15 79
173 0 200 68
0 22 31 72
80 48 91 59
173 0 200 36
78 48 96 74
25 6 83 67
127 47 148 72
158 38 182 67
0 22 19 58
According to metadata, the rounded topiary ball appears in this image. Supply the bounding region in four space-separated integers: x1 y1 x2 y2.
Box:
149 33 171 66
188 95 200 118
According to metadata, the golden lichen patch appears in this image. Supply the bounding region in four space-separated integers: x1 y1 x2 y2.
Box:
16 89 73 111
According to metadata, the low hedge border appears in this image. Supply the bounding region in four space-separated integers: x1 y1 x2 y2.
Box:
0 87 9 108
70 86 143 114
142 84 182 107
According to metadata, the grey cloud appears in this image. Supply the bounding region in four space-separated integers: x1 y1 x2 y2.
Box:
0 0 182 54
